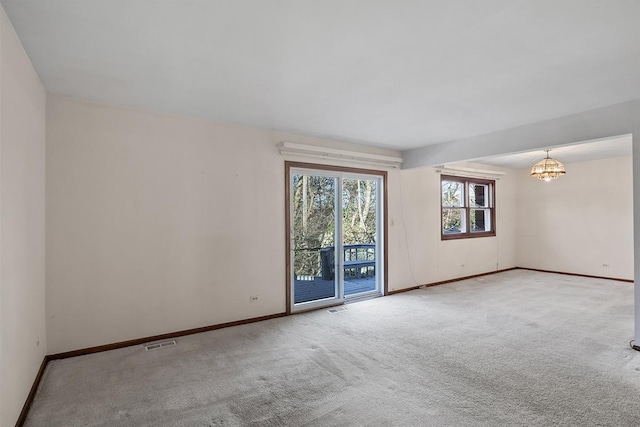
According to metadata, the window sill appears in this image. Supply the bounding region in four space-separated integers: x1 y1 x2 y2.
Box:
441 232 496 241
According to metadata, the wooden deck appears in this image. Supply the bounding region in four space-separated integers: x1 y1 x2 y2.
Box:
293 276 377 304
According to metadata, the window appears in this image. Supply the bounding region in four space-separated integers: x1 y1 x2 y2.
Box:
441 175 495 240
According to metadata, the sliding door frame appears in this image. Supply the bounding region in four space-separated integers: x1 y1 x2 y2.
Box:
285 161 388 314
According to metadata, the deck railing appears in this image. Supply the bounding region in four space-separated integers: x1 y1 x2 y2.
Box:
320 244 375 280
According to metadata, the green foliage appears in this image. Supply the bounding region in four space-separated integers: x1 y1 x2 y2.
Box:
292 175 377 276
442 180 463 233
292 175 335 276
442 209 462 233
342 179 376 245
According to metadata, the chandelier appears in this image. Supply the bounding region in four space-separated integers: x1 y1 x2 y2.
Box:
530 150 566 182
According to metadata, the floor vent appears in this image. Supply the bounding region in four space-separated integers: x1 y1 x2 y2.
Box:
328 307 347 313
144 340 177 351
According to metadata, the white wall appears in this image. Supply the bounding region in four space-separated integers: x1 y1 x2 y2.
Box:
46 95 405 354
45 95 516 354
0 6 47 427
517 156 633 280
388 164 518 291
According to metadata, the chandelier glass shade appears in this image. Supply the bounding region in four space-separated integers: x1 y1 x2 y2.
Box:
530 150 566 182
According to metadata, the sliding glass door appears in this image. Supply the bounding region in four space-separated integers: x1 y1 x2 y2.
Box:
287 163 384 312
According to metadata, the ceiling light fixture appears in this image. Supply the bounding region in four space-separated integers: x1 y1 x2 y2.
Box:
530 150 566 182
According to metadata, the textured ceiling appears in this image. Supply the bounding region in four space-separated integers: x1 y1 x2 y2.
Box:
3 0 640 150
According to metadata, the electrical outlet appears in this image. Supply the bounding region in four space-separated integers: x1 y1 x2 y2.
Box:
250 295 260 303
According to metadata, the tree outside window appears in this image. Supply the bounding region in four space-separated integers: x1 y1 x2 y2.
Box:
441 176 495 240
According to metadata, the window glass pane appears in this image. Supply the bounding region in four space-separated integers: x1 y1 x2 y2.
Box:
292 174 337 303
470 209 491 232
442 181 464 207
469 183 489 207
442 208 466 234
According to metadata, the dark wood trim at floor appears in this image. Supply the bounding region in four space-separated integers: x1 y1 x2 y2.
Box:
16 312 284 425
518 267 633 283
48 312 287 360
15 356 49 427
387 267 518 295
16 266 634 425
387 266 633 296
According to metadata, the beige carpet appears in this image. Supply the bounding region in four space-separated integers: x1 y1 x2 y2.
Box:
25 270 640 426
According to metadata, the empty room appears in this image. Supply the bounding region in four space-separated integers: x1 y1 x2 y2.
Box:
2 1 640 426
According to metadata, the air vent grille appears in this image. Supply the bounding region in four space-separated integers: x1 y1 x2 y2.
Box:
144 340 177 351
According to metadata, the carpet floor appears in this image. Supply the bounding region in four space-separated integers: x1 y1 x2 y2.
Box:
25 270 640 426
